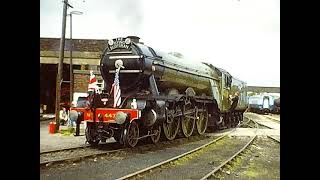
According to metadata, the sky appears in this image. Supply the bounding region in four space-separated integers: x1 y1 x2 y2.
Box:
40 0 280 87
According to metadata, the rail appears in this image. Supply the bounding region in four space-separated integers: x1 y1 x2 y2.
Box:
40 145 90 155
40 135 209 168
40 149 124 167
199 135 257 180
267 135 280 143
115 127 239 180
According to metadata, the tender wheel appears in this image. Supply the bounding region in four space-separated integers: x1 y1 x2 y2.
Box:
181 105 195 137
150 125 161 144
196 110 208 135
163 108 180 140
85 124 99 146
124 121 139 147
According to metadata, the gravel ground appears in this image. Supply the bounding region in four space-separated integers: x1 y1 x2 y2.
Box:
213 137 280 180
40 135 218 180
205 128 280 137
40 119 89 153
137 136 252 180
268 114 280 120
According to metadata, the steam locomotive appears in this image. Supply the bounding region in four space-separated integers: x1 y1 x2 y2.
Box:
71 36 248 147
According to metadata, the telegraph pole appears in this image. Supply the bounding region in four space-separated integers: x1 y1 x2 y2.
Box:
69 10 83 109
55 0 73 131
69 12 73 107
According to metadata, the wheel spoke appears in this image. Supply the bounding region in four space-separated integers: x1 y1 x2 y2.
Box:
150 125 161 143
163 108 180 140
196 111 208 135
126 121 139 147
181 106 195 137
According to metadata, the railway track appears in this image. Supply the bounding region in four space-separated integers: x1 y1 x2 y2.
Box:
41 117 248 169
40 142 124 167
241 116 262 129
40 148 124 167
199 135 257 180
245 116 280 142
199 115 261 179
40 145 90 155
115 126 239 180
41 118 255 172
41 118 277 179
40 134 210 168
263 115 280 123
244 116 274 129
115 120 259 180
267 135 280 143
245 116 279 144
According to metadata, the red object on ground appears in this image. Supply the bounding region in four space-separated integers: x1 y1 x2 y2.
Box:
49 121 56 134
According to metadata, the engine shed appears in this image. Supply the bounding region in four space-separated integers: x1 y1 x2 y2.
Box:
40 38 107 113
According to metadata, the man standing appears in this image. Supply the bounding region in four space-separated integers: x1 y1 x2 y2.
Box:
68 107 78 127
229 91 240 111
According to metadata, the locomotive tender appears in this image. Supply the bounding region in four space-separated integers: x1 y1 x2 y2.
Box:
71 36 248 147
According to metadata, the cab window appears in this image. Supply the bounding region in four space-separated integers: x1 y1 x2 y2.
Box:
224 75 232 88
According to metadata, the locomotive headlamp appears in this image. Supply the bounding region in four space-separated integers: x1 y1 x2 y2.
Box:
115 111 127 124
115 59 125 69
125 38 131 44
108 39 114 46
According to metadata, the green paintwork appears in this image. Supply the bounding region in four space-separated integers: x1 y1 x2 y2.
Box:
104 39 248 113
154 54 247 113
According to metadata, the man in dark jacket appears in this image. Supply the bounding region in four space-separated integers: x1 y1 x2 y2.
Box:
229 91 239 110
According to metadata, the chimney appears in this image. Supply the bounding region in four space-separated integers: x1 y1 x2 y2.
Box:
126 36 140 43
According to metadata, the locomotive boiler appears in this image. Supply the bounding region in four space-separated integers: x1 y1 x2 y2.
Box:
72 36 248 147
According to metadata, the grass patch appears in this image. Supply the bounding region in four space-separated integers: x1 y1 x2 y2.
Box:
59 128 75 136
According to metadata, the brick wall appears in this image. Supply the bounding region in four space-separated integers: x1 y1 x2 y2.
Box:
40 38 108 52
74 70 103 93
